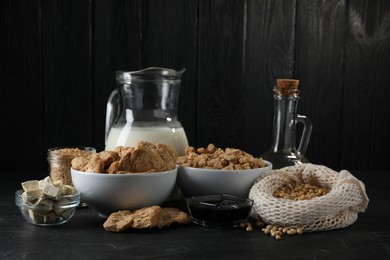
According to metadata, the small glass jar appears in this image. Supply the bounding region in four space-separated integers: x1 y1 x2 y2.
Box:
47 147 96 186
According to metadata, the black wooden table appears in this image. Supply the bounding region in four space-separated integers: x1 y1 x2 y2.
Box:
1 170 389 260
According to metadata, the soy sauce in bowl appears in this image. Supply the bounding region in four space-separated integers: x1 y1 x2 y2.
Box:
186 194 253 228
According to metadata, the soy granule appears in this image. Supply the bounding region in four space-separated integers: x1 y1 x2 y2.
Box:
48 147 94 185
177 143 266 170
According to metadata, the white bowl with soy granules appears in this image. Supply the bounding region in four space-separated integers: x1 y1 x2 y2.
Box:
177 144 272 197
15 177 80 226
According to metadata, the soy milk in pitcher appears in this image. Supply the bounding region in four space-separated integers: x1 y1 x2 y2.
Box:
105 67 189 156
105 125 188 155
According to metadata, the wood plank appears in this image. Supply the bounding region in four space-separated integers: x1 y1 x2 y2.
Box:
142 0 198 147
295 0 347 170
41 0 93 149
0 0 44 173
243 0 297 157
1 0 389 172
342 0 390 170
197 0 247 150
93 0 143 151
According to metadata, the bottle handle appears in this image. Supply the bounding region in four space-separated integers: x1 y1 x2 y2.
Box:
296 114 312 155
105 89 119 142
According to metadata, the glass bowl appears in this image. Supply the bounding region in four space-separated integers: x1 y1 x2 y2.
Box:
15 189 80 226
186 194 253 228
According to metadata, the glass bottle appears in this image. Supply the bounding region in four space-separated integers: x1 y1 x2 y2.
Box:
261 79 312 169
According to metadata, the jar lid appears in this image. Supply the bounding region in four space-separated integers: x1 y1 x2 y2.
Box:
274 79 299 95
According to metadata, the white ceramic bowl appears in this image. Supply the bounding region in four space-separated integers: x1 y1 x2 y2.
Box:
177 161 272 198
71 167 177 217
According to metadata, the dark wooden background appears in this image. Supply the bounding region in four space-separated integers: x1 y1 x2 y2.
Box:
1 0 389 179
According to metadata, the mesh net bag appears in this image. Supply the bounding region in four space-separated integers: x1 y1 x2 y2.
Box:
249 164 369 232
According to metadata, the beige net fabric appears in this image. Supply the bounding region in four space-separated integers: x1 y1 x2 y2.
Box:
249 164 369 232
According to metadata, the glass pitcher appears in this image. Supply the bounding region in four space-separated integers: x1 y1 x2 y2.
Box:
105 67 189 156
261 79 312 169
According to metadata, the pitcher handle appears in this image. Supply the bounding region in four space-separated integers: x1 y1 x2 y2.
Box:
105 89 119 142
296 114 312 155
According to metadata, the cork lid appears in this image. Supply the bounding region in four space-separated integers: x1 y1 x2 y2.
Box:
274 79 299 95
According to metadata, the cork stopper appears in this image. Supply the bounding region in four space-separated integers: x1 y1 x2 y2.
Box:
274 79 299 95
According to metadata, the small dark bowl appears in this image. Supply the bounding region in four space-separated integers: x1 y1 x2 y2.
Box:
186 194 253 228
